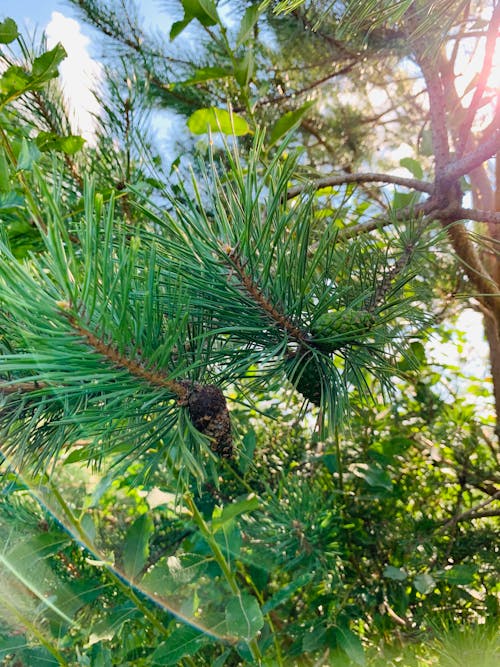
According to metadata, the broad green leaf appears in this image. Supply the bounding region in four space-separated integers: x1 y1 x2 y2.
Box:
36 131 85 155
6 532 70 563
383 565 407 581
31 43 67 82
16 138 41 170
0 147 10 191
269 101 315 146
143 553 209 596
152 626 207 665
399 157 424 179
225 594 264 640
392 189 419 210
414 572 435 594
180 66 232 86
87 643 112 667
187 107 250 135
262 572 313 613
198 0 219 23
302 625 327 652
234 50 254 87
0 17 19 44
236 5 260 46
335 626 366 666
170 18 192 40
122 513 153 580
350 462 393 491
436 564 476 586
419 128 433 156
212 494 259 532
181 0 218 26
0 191 24 210
90 602 141 640
239 429 256 472
0 65 30 96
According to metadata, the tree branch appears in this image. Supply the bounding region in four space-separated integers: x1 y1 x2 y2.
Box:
436 491 500 533
443 128 500 182
287 172 434 199
457 2 500 157
453 207 500 225
235 62 357 112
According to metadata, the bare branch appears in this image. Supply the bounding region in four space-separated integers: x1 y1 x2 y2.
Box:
287 172 434 199
416 55 450 177
337 199 438 239
235 62 357 113
436 491 500 533
453 207 500 225
443 128 500 182
457 2 500 157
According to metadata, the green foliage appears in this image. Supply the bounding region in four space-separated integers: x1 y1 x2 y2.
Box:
0 6 498 667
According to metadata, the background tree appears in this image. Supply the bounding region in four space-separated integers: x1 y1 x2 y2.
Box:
0 2 499 666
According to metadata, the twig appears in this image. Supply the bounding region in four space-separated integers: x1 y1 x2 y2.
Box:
436 491 500 533
287 172 434 199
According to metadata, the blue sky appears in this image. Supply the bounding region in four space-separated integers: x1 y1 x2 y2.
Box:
3 0 78 34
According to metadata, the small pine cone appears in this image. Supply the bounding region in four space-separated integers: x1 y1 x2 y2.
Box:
184 383 233 458
286 354 322 406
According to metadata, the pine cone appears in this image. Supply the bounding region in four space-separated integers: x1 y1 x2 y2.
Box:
286 353 322 406
183 383 233 458
311 308 374 352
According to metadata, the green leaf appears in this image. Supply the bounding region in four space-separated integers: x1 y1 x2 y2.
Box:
335 626 366 666
31 43 67 82
236 5 260 46
262 572 313 613
0 17 19 44
36 131 85 155
414 572 435 594
187 107 250 135
0 65 31 96
392 189 419 210
269 101 315 146
0 147 10 192
419 128 433 156
436 564 476 586
152 626 207 665
239 429 256 473
398 340 427 371
17 138 41 170
122 513 153 580
225 594 264 640
399 157 423 179
234 50 254 88
7 532 70 563
198 0 219 23
170 18 193 40
350 462 393 491
181 0 218 26
212 494 259 532
180 66 232 86
383 565 407 581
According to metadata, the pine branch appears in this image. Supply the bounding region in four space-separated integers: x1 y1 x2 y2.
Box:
225 246 311 346
63 307 188 399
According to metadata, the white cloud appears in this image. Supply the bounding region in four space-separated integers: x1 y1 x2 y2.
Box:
45 12 102 145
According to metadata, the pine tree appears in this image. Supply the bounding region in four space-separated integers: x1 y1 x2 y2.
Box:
0 4 498 665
